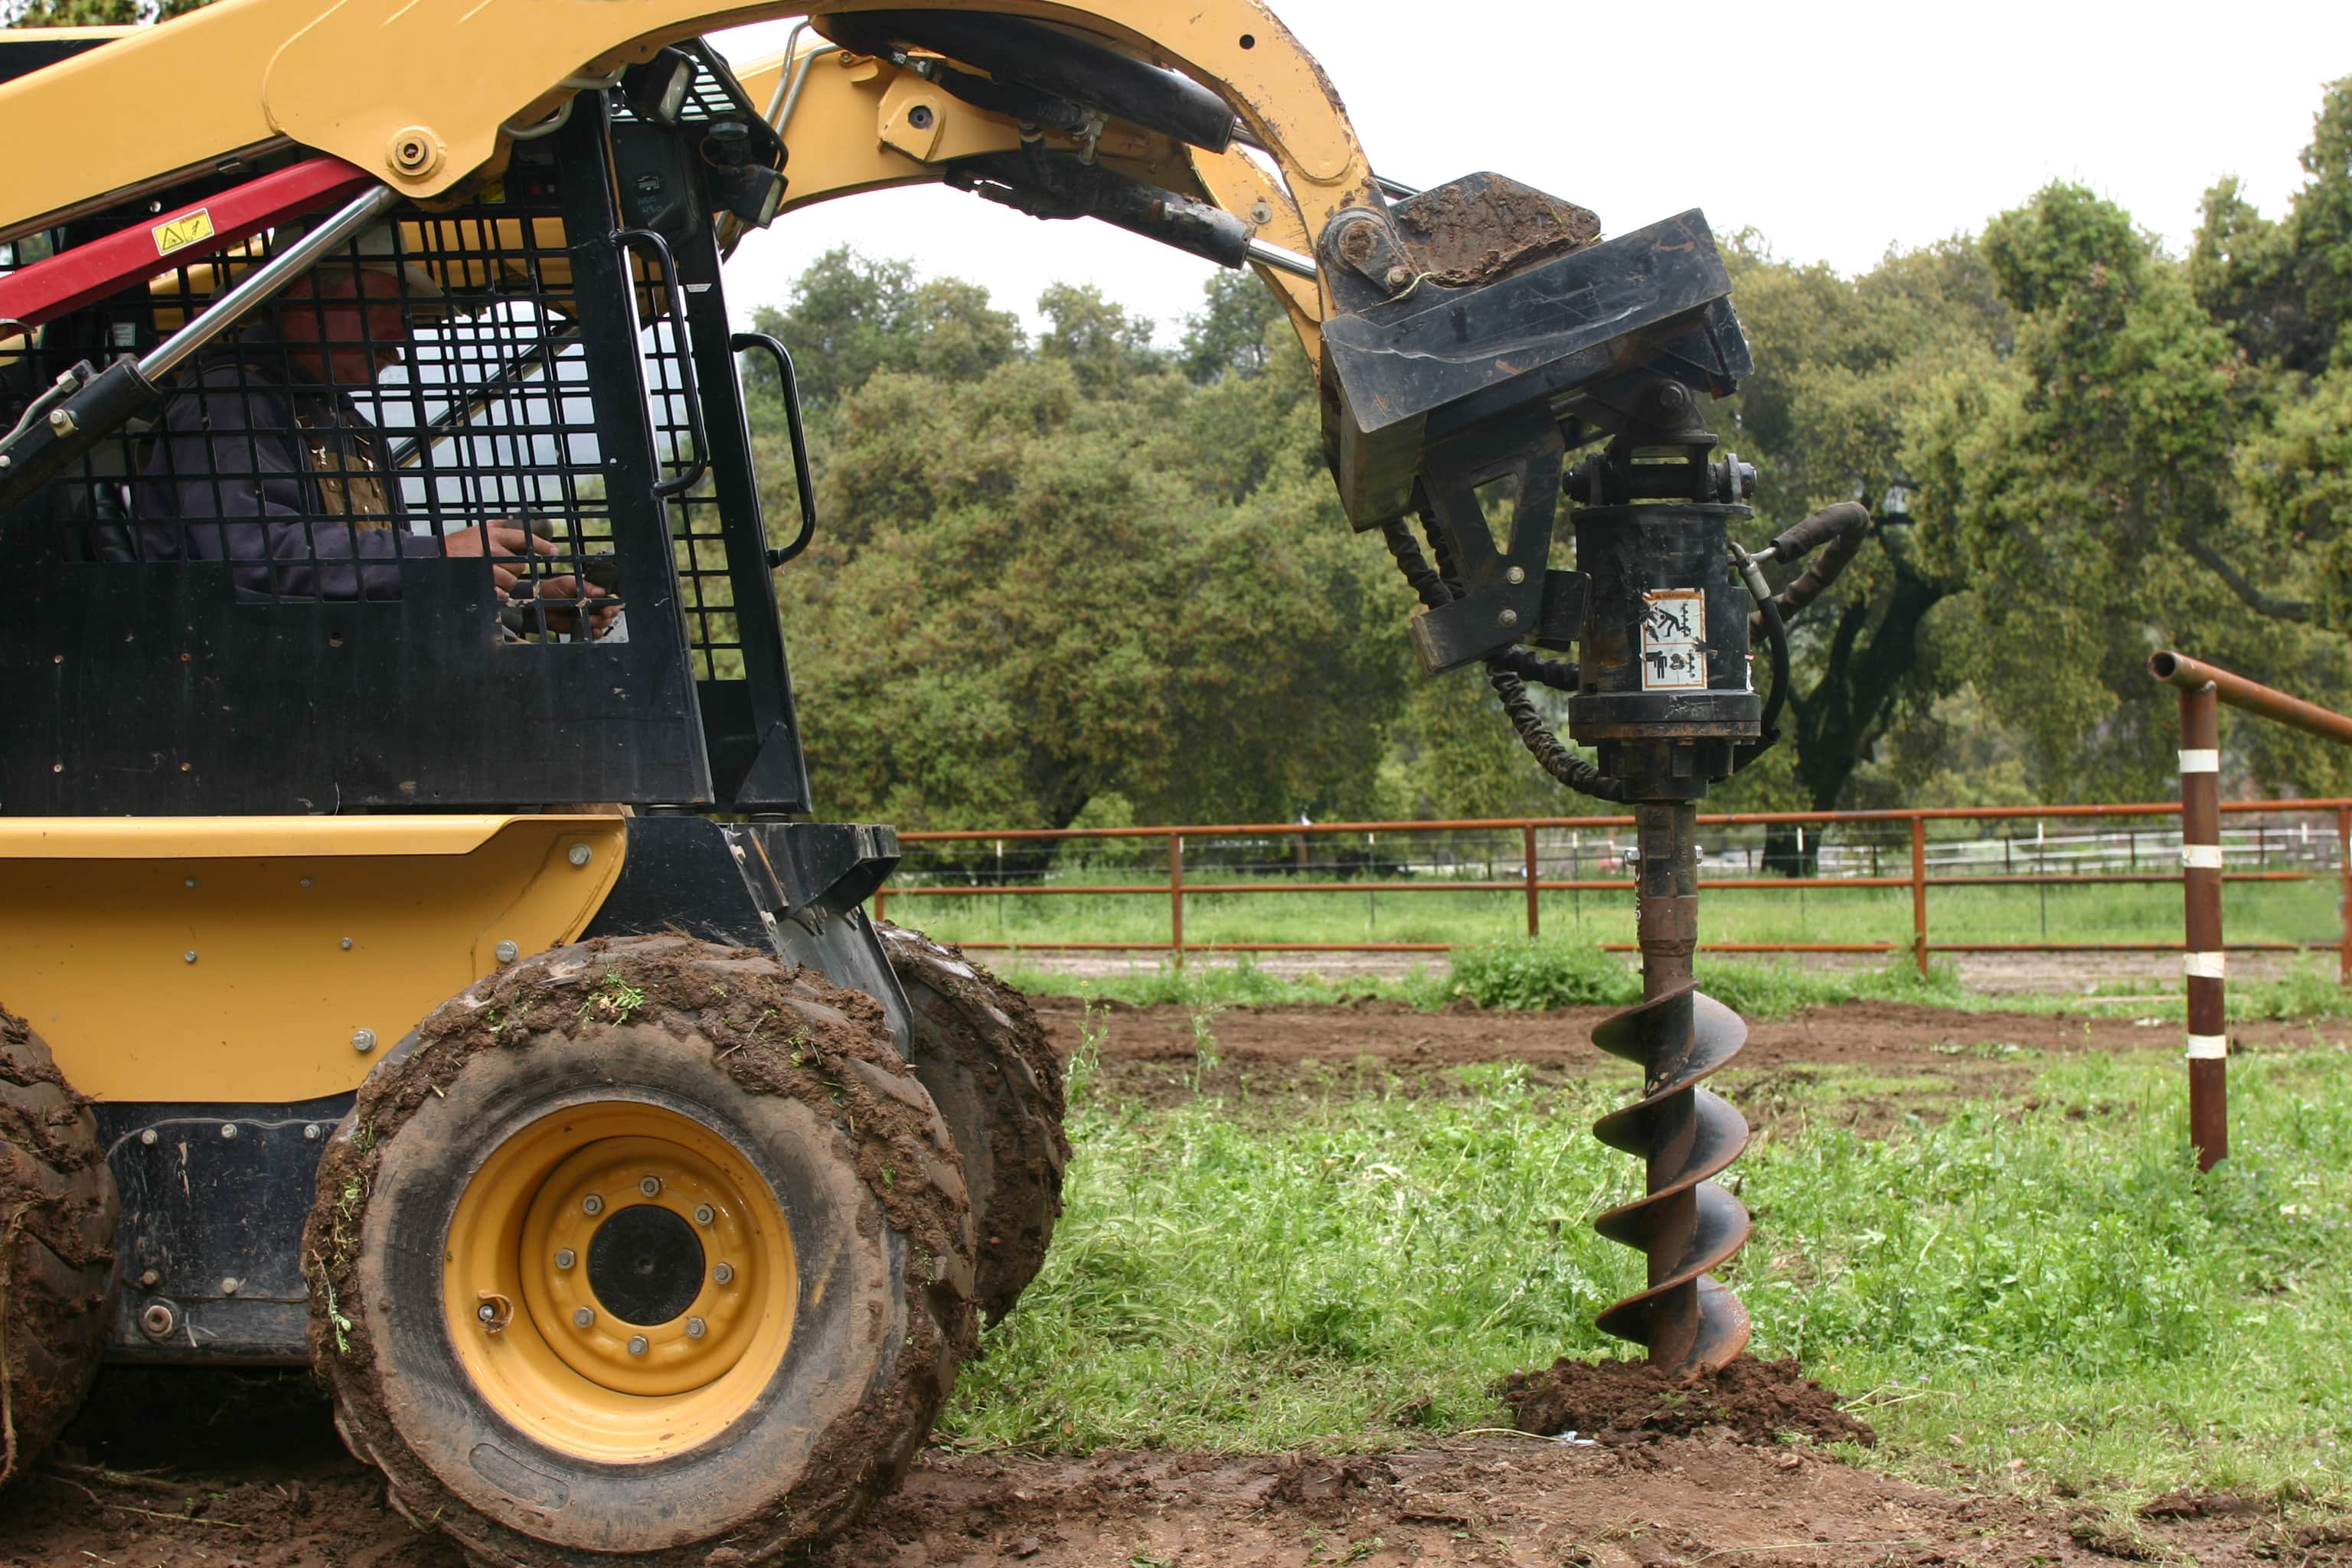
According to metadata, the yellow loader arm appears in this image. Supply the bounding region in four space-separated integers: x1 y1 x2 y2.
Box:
0 0 1374 276
726 28 1326 355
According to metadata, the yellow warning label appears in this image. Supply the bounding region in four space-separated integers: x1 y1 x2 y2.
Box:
152 207 216 256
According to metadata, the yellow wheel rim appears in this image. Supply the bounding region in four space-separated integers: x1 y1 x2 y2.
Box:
443 1102 796 1463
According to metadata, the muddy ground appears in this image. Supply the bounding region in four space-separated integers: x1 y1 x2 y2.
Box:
5 995 2349 1567
1041 994 2352 1116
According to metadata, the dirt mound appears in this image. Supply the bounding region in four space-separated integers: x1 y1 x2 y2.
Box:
1498 1354 1874 1447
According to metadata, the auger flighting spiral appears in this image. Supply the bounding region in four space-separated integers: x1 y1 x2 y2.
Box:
1591 802 1753 1373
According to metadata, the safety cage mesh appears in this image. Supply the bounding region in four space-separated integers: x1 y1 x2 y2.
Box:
0 145 723 656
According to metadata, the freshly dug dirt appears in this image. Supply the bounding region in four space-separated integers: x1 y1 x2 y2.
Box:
10 1375 2346 1568
1039 995 2352 1109
1498 1354 1874 1448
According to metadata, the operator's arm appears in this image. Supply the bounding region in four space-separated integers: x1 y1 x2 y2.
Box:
132 368 436 600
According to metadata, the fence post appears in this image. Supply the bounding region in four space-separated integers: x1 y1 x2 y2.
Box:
1524 823 1540 939
2180 683 2226 1170
1169 830 1185 969
872 881 886 927
2339 805 2350 988
1909 815 1929 978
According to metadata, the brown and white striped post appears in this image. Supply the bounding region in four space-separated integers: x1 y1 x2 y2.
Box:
2177 679 2227 1171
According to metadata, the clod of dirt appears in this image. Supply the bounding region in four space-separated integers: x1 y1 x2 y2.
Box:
1497 1354 1874 1448
1269 1453 1396 1514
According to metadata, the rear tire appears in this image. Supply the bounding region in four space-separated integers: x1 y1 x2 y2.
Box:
0 1007 119 1490
881 923 1068 1323
305 936 975 1565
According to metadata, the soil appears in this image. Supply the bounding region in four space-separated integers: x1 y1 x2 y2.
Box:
5 992 2349 1566
1040 995 2352 1113
1498 1355 1873 1449
8 1372 2342 1567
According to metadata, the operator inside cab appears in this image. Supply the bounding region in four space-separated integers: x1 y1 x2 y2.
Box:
129 223 617 637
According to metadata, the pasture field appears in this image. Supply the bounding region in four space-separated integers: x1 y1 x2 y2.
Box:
893 872 2344 956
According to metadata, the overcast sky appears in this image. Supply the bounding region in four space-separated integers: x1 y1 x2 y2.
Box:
715 2 2352 341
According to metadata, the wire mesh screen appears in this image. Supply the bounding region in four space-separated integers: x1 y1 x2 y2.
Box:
0 160 699 647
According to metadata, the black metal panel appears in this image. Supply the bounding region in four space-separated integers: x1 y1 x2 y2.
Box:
3 565 706 811
672 220 810 812
94 1094 351 1365
583 815 912 1050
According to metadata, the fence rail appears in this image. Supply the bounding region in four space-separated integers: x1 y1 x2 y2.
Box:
871 799 2352 977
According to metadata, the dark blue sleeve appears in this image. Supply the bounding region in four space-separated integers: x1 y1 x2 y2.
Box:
133 370 436 599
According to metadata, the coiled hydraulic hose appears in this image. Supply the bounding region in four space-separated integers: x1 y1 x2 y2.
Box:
1380 514 1629 802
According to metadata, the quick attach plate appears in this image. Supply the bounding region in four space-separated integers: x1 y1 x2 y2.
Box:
1320 210 1751 531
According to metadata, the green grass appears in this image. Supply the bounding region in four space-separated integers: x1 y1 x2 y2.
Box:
943 1040 2352 1508
894 874 2341 954
995 938 2352 1024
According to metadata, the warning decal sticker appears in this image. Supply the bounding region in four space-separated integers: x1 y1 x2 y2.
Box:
1640 588 1707 691
152 207 216 257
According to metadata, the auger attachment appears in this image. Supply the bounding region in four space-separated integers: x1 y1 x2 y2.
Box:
1325 182 1780 1370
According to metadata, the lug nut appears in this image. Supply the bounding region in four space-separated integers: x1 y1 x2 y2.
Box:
568 842 593 867
684 1316 706 1339
626 1335 648 1357
494 939 519 964
713 1262 735 1285
140 1302 175 1338
477 1302 498 1322
351 1028 377 1053
554 1247 576 1269
639 1175 662 1197
220 1276 240 1295
693 1204 714 1225
139 1129 158 1146
139 1269 160 1288
573 1307 595 1328
582 1194 603 1216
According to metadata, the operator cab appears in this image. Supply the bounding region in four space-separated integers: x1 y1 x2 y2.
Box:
0 44 811 816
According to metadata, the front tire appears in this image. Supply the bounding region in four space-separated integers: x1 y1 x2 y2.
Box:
0 1007 118 1491
305 936 975 1565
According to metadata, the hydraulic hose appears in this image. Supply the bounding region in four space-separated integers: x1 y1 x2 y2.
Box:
1380 514 1625 802
1747 500 1869 635
1729 541 1794 743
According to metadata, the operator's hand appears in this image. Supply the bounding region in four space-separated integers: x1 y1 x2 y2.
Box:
533 573 622 640
444 524 560 594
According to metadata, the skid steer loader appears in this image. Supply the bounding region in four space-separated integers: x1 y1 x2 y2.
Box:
0 3 1769 1561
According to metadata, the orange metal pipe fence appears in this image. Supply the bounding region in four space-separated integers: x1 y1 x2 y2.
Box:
867 798 2352 968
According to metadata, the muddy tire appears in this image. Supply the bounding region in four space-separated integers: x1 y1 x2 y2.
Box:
0 1007 119 1489
305 936 976 1566
880 923 1069 1323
